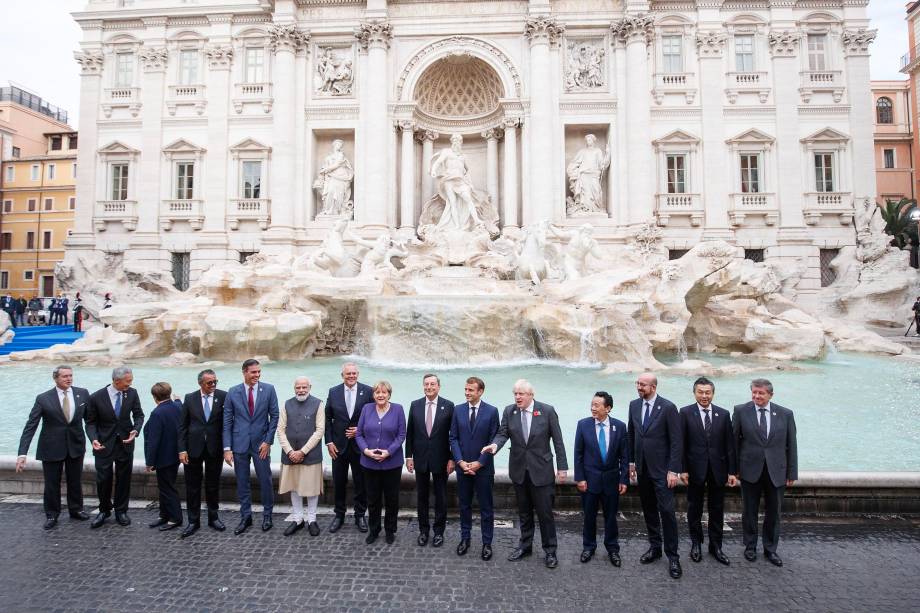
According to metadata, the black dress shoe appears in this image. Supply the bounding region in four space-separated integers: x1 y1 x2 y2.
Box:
262 517 273 532
764 552 783 567
115 512 131 526
234 516 253 535
43 516 58 530
545 553 558 569
181 523 200 538
507 547 532 562
329 515 344 533
159 521 181 531
432 534 444 548
355 516 368 533
608 552 622 567
69 511 91 521
308 521 320 537
284 521 305 536
580 549 595 563
90 511 110 529
457 539 471 556
481 544 492 561
639 548 662 564
149 517 168 529
669 558 683 579
690 542 702 563
744 549 757 562
709 547 730 565
365 530 380 545
417 532 429 546
385 532 395 545
208 517 226 532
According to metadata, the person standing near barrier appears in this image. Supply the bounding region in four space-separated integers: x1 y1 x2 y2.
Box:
16 365 91 529
278 376 325 537
144 382 183 531
912 296 920 336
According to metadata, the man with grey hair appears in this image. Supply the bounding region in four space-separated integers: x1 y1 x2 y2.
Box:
86 365 145 528
483 379 568 569
278 376 325 537
733 378 798 567
16 365 91 529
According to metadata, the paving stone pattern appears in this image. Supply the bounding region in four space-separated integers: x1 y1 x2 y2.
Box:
0 503 917 613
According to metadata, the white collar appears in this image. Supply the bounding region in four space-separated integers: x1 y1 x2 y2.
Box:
595 418 609 427
521 401 535 413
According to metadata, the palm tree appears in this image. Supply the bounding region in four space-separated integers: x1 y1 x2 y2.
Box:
880 197 918 250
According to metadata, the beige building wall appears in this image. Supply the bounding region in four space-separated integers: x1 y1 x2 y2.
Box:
873 80 914 204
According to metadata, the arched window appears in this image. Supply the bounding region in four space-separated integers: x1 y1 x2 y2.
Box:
877 97 894 124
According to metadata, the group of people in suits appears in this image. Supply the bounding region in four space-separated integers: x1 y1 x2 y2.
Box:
16 361 798 575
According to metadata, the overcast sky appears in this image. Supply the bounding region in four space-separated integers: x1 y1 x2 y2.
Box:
0 0 910 127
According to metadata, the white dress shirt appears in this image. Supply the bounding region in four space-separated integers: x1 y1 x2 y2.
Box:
754 402 772 437
107 384 123 413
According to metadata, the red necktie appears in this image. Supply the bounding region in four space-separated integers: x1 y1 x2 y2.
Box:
248 386 255 417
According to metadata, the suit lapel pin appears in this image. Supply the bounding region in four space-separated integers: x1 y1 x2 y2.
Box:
772 412 776 416
533 411 541 417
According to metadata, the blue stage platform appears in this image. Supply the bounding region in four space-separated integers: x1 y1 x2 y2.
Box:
0 325 85 356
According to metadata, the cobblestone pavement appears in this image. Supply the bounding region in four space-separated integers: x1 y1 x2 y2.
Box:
0 501 917 613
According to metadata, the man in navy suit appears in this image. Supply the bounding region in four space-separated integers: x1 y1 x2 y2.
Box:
144 382 183 531
448 376 499 561
574 391 628 567
223 358 280 534
405 373 455 547
679 377 737 565
628 372 683 579
325 362 373 534
733 378 798 567
16 365 91 529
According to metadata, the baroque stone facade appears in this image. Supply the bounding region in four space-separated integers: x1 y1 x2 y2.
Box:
69 0 875 303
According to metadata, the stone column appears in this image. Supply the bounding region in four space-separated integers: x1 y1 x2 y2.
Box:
355 20 393 229
398 120 416 230
418 130 438 205
482 128 500 209
696 31 732 239
611 15 654 225
264 24 308 248
769 30 806 231
71 51 104 247
203 44 233 234
137 44 168 243
523 16 564 225
842 29 878 211
502 118 520 229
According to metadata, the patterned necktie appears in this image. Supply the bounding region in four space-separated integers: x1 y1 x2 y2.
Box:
758 407 768 439
248 386 255 417
203 395 211 421
703 408 711 437
469 406 477 431
62 392 71 422
425 401 434 436
598 423 607 463
642 401 651 430
114 391 122 418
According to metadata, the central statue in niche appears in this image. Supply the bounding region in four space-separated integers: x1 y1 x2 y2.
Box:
419 133 500 237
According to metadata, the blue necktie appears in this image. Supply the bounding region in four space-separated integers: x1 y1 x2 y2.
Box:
203 395 211 421
641 401 651 430
598 423 607 463
114 392 122 418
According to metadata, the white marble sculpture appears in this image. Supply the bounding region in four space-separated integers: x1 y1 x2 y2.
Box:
349 231 408 277
549 223 603 281
514 222 551 285
313 140 355 217
564 41 605 91
566 134 610 215
315 47 354 96
298 218 351 275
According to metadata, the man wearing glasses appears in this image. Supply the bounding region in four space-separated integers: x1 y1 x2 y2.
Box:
178 369 228 537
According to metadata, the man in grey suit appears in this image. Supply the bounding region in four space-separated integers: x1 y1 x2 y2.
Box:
733 378 798 567
16 365 91 529
483 379 568 569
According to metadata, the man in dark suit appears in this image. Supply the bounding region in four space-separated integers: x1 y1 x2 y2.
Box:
144 382 183 531
223 358 279 534
86 366 145 528
16 365 91 529
449 376 499 561
405 373 455 547
179 368 227 537
679 377 737 565
59 294 69 326
325 361 373 534
574 391 628 567
484 379 568 569
628 372 683 579
733 378 798 567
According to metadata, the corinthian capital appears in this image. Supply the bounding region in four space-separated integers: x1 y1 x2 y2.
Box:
524 16 565 48
841 28 877 57
696 31 727 58
139 47 169 72
205 45 234 70
768 30 800 58
74 50 104 76
355 20 393 51
610 14 655 46
269 23 310 54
